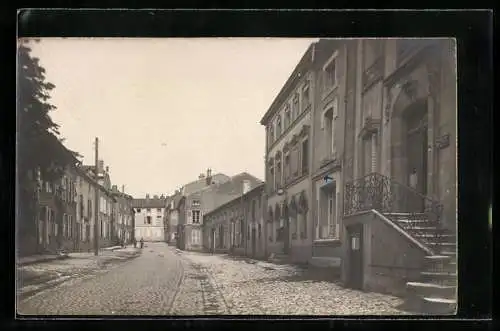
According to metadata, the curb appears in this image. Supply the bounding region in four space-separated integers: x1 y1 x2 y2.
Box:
18 254 70 267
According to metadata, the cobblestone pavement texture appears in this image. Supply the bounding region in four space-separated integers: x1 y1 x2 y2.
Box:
17 243 407 316
179 251 408 315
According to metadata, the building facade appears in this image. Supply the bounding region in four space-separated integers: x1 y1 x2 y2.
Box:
133 195 166 242
309 40 349 270
260 40 344 264
203 183 266 259
338 39 457 310
111 186 135 245
164 192 181 245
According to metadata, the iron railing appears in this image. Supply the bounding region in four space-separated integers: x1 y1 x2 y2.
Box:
344 172 445 253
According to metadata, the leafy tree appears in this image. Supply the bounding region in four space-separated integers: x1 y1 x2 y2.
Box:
17 39 81 253
17 39 80 189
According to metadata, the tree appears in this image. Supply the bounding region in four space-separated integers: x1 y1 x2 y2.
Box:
17 39 81 254
18 39 81 183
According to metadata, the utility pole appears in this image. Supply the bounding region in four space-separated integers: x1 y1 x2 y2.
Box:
94 137 100 256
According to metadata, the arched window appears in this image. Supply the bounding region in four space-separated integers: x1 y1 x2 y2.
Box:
276 115 282 137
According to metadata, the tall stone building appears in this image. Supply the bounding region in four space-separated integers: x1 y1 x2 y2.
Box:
133 194 166 242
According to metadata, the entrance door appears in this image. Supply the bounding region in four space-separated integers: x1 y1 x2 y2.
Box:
251 228 257 257
406 109 428 212
347 224 364 290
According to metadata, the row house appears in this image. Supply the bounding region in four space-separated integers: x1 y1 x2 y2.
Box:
203 183 266 259
133 195 166 242
164 191 183 246
111 185 135 245
37 165 79 254
260 39 343 265
174 170 231 251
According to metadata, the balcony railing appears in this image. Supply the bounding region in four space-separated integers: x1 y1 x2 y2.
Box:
344 173 445 251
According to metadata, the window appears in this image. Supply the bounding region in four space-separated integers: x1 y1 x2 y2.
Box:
292 93 300 119
284 151 290 183
192 229 201 245
269 164 275 192
157 208 162 212
317 187 338 239
323 53 338 90
137 208 141 213
269 125 275 145
291 146 299 177
146 216 152 224
301 139 309 175
146 208 151 212
192 210 201 224
251 200 256 221
276 116 282 137
192 200 201 207
247 225 250 241
156 215 162 218
284 106 291 129
302 83 310 110
258 223 262 239
63 214 67 237
323 101 338 158
276 157 282 190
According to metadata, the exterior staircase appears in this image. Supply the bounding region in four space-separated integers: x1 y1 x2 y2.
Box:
386 213 457 314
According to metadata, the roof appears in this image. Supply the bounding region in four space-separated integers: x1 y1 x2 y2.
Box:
132 198 166 209
204 182 265 219
259 41 316 126
198 172 264 215
182 173 230 195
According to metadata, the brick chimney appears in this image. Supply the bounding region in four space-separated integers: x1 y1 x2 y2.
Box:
206 168 212 186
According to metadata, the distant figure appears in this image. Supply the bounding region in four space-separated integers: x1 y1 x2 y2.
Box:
140 237 144 249
133 238 137 248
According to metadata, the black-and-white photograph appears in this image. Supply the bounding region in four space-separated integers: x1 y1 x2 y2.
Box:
16 37 457 316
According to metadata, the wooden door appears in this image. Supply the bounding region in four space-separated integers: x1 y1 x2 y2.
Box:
348 224 364 290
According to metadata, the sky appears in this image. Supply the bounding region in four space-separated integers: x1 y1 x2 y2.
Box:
29 38 317 198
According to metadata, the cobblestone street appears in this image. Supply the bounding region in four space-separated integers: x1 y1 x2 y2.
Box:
18 242 406 316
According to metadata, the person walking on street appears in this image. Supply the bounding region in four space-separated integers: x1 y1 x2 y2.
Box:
140 237 144 249
133 237 137 248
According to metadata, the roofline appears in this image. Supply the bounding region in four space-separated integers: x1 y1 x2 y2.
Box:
259 42 316 126
203 183 265 218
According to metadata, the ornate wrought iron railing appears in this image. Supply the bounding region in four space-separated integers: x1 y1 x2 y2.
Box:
344 172 446 253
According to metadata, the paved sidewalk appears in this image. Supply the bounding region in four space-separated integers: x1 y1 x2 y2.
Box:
17 247 142 300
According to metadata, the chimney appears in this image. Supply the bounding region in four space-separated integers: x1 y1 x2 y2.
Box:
198 173 205 180
146 194 150 199
106 166 109 173
206 168 212 186
122 185 125 193
160 194 165 199
98 160 104 174
112 185 118 192
153 194 159 199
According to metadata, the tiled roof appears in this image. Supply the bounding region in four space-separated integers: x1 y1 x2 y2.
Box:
199 172 264 214
132 198 166 209
204 182 265 218
182 173 230 195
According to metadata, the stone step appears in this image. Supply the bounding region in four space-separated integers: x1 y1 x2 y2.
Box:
407 282 457 298
421 271 457 286
421 297 457 315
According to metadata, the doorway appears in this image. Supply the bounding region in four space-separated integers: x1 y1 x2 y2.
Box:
347 224 364 290
404 104 428 212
